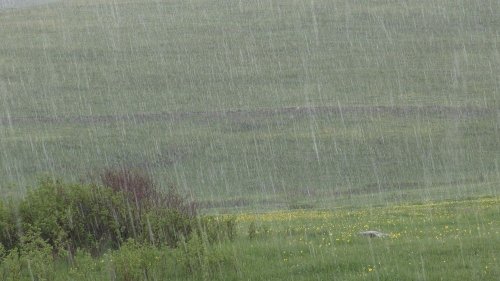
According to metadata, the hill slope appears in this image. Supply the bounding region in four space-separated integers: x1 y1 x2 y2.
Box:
0 0 499 207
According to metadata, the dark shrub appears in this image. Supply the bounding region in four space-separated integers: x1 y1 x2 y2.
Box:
100 168 155 209
139 182 196 247
100 168 196 216
155 184 197 218
100 169 197 247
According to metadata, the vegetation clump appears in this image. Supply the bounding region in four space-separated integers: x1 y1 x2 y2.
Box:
99 168 197 247
0 168 201 255
0 169 241 280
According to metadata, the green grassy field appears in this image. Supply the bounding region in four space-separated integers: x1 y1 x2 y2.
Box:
1 1 500 279
2 0 500 105
1 0 499 116
1 108 499 208
229 197 500 280
2 197 498 280
1 0 499 206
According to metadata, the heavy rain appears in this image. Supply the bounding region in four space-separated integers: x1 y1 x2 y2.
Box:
0 0 499 280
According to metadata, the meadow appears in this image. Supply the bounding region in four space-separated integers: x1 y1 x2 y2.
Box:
0 0 499 206
1 195 498 280
0 0 499 279
2 108 499 209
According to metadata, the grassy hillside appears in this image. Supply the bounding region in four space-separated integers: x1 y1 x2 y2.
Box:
2 107 498 207
1 0 499 116
0 0 499 206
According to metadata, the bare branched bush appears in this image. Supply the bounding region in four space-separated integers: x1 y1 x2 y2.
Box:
100 168 155 208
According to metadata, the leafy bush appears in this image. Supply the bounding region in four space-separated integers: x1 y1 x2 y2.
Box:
0 170 242 280
9 172 198 255
0 200 19 250
108 239 151 281
68 249 102 280
0 243 5 262
18 227 54 281
0 228 54 281
142 208 192 247
0 249 21 281
178 233 236 280
196 216 237 244
18 179 133 255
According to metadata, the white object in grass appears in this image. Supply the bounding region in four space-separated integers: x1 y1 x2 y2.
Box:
358 231 388 238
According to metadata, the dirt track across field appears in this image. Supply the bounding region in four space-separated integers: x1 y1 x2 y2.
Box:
0 105 497 126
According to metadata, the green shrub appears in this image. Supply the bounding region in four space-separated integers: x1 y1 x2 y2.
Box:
178 233 236 280
0 243 5 262
0 249 21 281
18 179 134 254
0 173 240 280
0 228 56 281
68 249 102 280
0 200 19 250
248 222 257 240
196 216 237 244
142 208 192 247
14 175 197 255
18 227 54 281
247 222 271 240
108 239 149 281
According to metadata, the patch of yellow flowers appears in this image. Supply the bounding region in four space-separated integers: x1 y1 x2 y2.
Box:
232 197 498 244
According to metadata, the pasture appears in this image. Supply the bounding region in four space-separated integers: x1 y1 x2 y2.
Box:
1 0 499 206
0 0 499 279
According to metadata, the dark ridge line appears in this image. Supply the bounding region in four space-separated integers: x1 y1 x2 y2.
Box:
0 105 497 126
